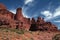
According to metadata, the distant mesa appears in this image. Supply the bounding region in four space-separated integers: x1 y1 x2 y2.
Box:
0 3 59 32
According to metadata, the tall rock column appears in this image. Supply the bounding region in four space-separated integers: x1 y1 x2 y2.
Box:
15 8 23 21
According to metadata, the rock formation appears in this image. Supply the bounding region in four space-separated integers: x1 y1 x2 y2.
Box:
0 3 58 31
15 8 23 21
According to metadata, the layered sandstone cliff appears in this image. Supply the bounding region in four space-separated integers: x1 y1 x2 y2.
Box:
0 3 58 31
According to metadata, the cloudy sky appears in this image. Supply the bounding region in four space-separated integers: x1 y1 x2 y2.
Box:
0 0 60 29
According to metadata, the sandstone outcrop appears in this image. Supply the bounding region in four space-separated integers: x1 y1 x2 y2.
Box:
15 8 23 21
0 3 58 31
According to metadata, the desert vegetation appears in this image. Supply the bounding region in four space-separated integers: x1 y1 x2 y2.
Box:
0 28 59 40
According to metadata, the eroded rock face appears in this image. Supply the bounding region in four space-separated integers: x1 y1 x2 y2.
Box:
37 17 45 24
29 18 37 31
30 17 58 31
0 9 14 19
0 3 58 31
36 22 58 31
31 18 36 24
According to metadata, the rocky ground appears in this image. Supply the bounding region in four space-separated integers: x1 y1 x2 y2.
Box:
0 28 60 40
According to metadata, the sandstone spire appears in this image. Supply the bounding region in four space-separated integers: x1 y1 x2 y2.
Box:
15 8 23 20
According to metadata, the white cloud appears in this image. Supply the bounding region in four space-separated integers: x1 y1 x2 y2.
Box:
25 0 33 4
23 0 34 18
41 11 52 17
53 6 60 17
41 6 60 21
41 10 53 20
54 20 60 22
9 9 16 14
22 12 30 18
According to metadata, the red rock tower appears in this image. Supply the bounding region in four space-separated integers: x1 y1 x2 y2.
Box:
15 8 23 21
37 17 45 24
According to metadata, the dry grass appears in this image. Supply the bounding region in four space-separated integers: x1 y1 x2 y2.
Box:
0 28 60 40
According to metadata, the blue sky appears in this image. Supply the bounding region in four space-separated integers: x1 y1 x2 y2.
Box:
0 0 60 29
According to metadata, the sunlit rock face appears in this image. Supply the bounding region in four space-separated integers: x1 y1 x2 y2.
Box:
0 3 14 19
0 3 58 31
